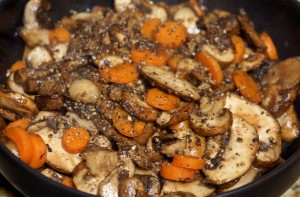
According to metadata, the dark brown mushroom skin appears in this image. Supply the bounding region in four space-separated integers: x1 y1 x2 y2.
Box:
261 57 300 117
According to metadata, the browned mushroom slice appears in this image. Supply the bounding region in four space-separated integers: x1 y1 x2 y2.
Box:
92 117 154 169
261 57 300 117
136 174 161 196
0 88 38 121
175 58 200 79
201 44 235 67
160 128 206 158
133 122 155 145
121 90 159 122
203 131 230 170
73 162 101 195
160 180 215 197
156 102 196 127
141 66 200 101
168 102 196 126
190 95 233 136
225 93 281 167
218 167 265 193
239 52 266 72
98 167 120 197
203 115 259 185
35 95 64 111
262 57 300 90
119 176 147 197
161 192 196 197
277 105 300 142
6 72 34 99
238 10 266 50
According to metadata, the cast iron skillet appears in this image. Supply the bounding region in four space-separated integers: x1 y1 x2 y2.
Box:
0 0 300 196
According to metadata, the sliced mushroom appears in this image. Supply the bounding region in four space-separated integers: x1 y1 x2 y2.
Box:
201 44 235 67
114 0 137 13
218 167 264 193
136 174 161 196
238 52 266 72
238 10 266 50
160 128 206 158
261 57 300 117
261 57 300 90
83 148 119 178
175 58 200 79
119 176 147 197
68 78 100 104
203 131 230 170
94 54 124 68
190 95 233 136
73 162 101 195
50 43 68 62
203 115 259 185
35 95 64 111
160 180 215 197
64 112 98 135
277 105 300 142
20 28 50 47
225 93 281 167
6 72 34 99
98 167 120 197
26 46 52 68
141 66 200 101
0 88 38 121
121 90 159 122
28 112 82 173
167 102 196 126
133 122 155 145
41 168 72 186
173 6 199 34
147 5 168 21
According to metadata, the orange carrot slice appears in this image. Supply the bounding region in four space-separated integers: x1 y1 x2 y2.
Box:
154 21 187 48
99 62 139 84
49 27 71 43
140 18 161 40
62 127 90 154
131 47 170 67
146 88 180 111
260 32 278 60
233 70 262 103
231 35 245 64
10 60 26 73
4 127 33 163
172 154 205 170
195 52 223 86
28 133 47 169
160 162 196 181
112 107 145 138
5 118 30 131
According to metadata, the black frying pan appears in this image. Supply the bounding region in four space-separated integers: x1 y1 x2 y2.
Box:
0 0 299 196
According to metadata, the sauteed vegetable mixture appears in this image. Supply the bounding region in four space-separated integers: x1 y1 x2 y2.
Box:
1 0 300 196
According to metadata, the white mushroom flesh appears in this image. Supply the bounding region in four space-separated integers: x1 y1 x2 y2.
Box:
225 93 281 167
